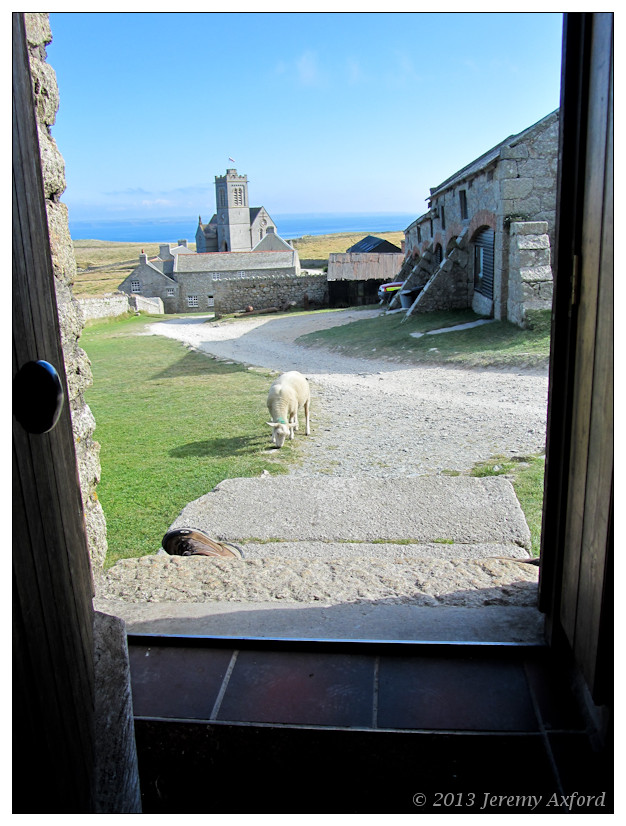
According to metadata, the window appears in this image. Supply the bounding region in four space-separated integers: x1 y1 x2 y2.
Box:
459 190 468 220
130 280 140 293
417 226 422 243
207 295 215 308
440 205 446 230
212 272 221 281
237 271 246 277
166 288 175 297
218 189 226 207
187 295 198 308
429 219 434 237
233 187 244 206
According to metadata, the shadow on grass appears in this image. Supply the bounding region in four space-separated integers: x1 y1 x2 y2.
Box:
170 434 267 458
151 351 247 380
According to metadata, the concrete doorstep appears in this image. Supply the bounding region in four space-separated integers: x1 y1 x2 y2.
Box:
96 476 543 643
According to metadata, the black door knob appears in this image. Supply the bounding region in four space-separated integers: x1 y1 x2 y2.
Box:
13 360 65 434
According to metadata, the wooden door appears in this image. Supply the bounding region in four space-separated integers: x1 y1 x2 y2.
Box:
539 12 613 705
12 12 96 812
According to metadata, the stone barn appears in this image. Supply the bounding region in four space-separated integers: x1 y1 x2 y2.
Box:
392 110 559 327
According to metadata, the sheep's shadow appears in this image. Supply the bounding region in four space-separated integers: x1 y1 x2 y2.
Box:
170 435 266 459
151 351 247 380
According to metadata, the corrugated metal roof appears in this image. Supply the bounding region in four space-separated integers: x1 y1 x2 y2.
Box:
347 235 402 253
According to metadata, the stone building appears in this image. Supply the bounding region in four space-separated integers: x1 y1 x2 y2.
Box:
118 236 327 315
392 110 558 326
196 168 277 252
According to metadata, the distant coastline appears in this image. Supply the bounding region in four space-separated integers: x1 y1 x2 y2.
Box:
68 212 416 244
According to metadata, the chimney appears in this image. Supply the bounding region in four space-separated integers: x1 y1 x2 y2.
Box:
159 244 172 259
139 253 148 264
177 239 188 247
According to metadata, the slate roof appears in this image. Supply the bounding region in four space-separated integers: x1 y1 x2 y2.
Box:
174 250 298 273
347 235 402 254
252 231 294 252
429 109 559 199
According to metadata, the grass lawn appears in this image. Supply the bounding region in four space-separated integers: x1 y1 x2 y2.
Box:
296 308 552 369
80 313 296 566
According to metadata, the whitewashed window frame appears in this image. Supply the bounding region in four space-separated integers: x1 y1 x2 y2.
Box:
187 294 199 308
130 280 141 293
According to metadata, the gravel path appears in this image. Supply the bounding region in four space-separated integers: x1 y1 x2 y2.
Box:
97 310 547 617
147 310 549 477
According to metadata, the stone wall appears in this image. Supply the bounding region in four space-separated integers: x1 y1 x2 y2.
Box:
507 222 553 327
78 293 131 321
25 13 108 573
178 273 328 315
130 294 164 314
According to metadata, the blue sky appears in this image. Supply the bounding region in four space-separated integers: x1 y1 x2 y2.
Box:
47 11 564 222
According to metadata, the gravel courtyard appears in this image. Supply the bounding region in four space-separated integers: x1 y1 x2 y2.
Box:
146 309 550 477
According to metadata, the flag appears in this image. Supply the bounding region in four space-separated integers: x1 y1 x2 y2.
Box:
228 157 236 163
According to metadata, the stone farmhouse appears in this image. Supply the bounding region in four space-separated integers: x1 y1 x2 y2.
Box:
119 167 328 314
196 168 277 252
117 234 326 315
391 109 559 327
327 235 404 307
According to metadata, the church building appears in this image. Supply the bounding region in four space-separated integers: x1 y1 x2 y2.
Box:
196 168 277 252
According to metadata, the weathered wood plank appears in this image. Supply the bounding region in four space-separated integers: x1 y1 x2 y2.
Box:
574 15 613 698
12 12 95 811
559 13 612 643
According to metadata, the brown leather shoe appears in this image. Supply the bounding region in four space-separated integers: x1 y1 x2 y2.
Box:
162 528 243 559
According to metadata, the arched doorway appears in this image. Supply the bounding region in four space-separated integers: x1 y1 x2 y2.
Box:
472 227 495 299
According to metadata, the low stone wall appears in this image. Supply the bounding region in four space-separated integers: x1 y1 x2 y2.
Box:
507 221 553 327
203 274 328 315
78 293 165 321
78 293 130 321
130 294 164 314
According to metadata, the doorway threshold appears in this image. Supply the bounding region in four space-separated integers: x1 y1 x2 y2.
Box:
95 600 545 644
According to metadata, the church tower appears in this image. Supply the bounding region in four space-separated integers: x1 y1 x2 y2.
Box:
215 168 251 252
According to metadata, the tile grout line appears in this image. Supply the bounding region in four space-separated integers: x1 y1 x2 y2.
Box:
522 660 566 799
372 656 380 729
210 650 239 721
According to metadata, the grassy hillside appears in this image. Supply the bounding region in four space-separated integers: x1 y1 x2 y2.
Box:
290 230 404 261
69 229 405 297
71 239 190 298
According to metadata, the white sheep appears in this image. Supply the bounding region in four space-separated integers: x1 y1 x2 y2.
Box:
266 371 311 448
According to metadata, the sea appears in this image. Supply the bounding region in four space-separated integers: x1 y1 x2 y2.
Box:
68 212 416 243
